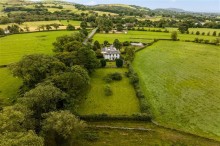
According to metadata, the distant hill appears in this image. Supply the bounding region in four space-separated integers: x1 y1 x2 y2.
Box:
165 8 187 12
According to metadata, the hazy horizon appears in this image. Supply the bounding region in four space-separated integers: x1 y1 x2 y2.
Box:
63 0 220 13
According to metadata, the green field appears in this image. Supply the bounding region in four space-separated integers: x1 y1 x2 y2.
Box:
77 68 140 115
0 30 76 65
0 68 22 105
80 121 220 146
0 20 81 31
133 41 220 141
136 27 220 34
93 31 219 44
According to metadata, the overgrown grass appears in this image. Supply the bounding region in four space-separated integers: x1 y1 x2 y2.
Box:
0 30 76 65
80 121 220 146
93 31 218 44
0 68 22 105
77 68 140 115
133 41 220 141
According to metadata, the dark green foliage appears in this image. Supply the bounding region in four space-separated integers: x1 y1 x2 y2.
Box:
42 110 86 146
10 54 66 88
115 59 123 67
196 31 200 35
104 84 113 96
7 24 20 34
113 39 122 50
116 23 124 31
171 31 178 41
53 33 84 52
50 70 90 98
201 32 205 35
0 28 5 35
212 31 216 36
55 52 77 67
103 40 109 46
77 47 100 73
125 47 135 62
178 23 189 34
66 24 75 31
80 29 88 36
80 21 87 29
100 59 106 67
109 72 122 81
93 40 101 51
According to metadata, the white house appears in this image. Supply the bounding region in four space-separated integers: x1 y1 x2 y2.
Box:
101 45 120 60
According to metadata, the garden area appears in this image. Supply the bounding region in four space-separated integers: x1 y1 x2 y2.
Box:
77 68 140 116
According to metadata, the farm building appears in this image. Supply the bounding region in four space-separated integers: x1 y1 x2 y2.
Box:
131 42 144 47
101 45 120 60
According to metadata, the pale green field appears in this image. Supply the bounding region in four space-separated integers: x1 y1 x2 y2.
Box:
0 68 22 105
0 30 76 65
135 27 220 34
133 41 220 141
78 68 140 115
0 20 81 31
93 31 219 44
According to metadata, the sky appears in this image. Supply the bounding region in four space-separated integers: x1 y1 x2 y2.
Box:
65 0 220 13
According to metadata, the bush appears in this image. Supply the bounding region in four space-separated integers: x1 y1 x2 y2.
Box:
110 72 122 81
171 31 178 41
100 59 106 67
196 31 200 35
213 31 216 36
201 32 205 35
66 24 75 31
115 59 123 67
104 84 113 96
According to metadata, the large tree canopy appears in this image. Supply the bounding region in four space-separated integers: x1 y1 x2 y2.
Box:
42 110 86 146
10 54 66 88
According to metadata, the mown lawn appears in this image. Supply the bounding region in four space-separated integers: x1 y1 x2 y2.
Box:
133 41 220 141
77 68 140 115
93 31 218 44
0 68 22 105
0 30 76 65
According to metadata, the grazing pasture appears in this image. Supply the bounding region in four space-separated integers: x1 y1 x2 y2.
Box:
0 30 76 65
77 68 140 115
93 31 218 44
0 20 81 31
133 41 220 141
0 68 22 105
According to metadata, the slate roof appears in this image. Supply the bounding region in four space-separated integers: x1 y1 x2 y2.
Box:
101 45 120 55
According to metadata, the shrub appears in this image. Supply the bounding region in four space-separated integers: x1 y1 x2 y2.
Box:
213 31 216 36
115 59 123 67
207 32 210 36
103 76 113 83
140 98 150 113
66 24 75 31
171 31 178 41
203 40 209 44
194 38 199 43
201 32 205 35
196 31 200 35
110 72 122 81
100 59 106 67
104 84 113 96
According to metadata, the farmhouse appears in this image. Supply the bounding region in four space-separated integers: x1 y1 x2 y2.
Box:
101 45 120 60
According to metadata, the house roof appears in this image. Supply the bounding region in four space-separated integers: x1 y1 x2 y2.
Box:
101 45 120 55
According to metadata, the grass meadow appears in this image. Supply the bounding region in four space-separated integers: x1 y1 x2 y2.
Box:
93 30 219 44
0 30 76 65
133 41 220 141
0 20 81 31
0 68 22 105
77 68 140 115
81 121 220 146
